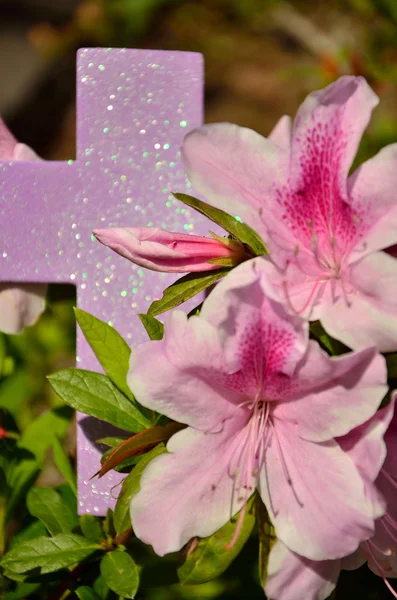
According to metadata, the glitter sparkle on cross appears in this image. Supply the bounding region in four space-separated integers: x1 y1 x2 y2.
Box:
0 48 204 514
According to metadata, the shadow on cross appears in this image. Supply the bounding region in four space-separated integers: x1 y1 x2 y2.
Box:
79 416 127 455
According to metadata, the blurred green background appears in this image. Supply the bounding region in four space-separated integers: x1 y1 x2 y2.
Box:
1 0 397 598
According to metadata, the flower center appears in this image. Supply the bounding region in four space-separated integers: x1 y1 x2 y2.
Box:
283 234 352 316
226 396 301 550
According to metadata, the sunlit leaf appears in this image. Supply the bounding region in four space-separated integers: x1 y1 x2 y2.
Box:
148 270 229 317
48 369 150 432
178 495 256 585
75 308 134 401
79 514 105 543
138 314 164 340
100 551 139 599
0 534 100 574
26 487 78 536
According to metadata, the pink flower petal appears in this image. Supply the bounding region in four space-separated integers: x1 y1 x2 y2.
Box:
259 419 377 560
0 284 47 334
131 416 251 556
274 343 387 442
348 144 397 258
265 541 340 600
200 258 308 380
318 251 397 351
128 311 246 431
339 397 395 486
268 115 292 151
182 123 288 241
0 117 17 158
274 77 378 261
13 143 40 162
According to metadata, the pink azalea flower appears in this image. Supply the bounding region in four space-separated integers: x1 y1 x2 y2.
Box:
93 227 248 272
182 76 397 351
0 117 46 334
265 397 397 600
129 258 388 561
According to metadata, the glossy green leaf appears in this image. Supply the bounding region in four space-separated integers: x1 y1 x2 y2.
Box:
173 193 268 256
0 534 100 574
98 422 183 477
75 587 100 600
52 435 77 496
75 308 134 401
19 406 73 464
79 514 105 543
257 499 277 587
48 369 151 432
103 509 116 538
178 495 256 585
100 551 139 598
138 314 164 340
147 269 230 317
26 487 78 535
114 443 166 535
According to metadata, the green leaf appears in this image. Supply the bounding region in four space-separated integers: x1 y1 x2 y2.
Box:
173 193 268 256
93 574 110 600
48 369 151 433
148 270 230 317
138 314 164 340
0 534 100 574
6 457 39 522
178 495 256 585
9 520 48 550
98 422 183 477
96 437 128 448
103 509 115 538
75 587 100 600
100 551 139 599
257 499 277 587
309 321 349 356
5 582 40 600
19 406 73 464
0 371 28 419
79 514 105 543
26 487 78 536
114 444 166 535
75 308 134 401
52 435 77 496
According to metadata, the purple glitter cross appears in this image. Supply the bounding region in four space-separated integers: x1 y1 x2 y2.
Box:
0 48 205 514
